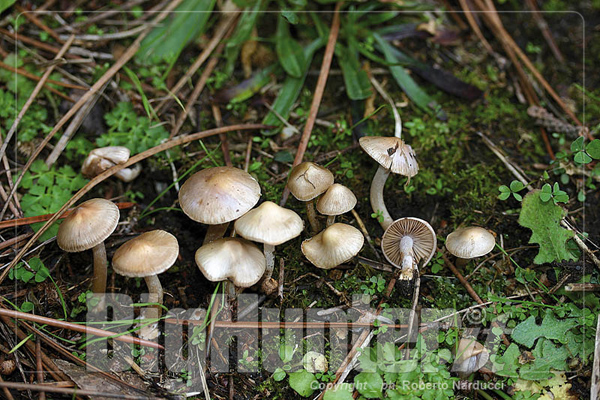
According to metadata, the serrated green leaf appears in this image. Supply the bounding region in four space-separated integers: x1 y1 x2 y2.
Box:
519 338 570 380
518 190 576 264
493 343 520 378
511 310 579 348
354 372 383 398
288 370 316 397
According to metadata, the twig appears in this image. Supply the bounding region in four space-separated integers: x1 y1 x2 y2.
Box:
15 6 63 43
370 76 401 138
0 0 183 221
592 316 600 400
0 233 32 252
351 209 380 260
0 383 156 399
157 11 239 115
524 0 564 63
476 131 531 188
281 3 342 206
0 123 268 285
45 82 109 166
0 307 163 350
35 337 45 400
404 276 420 359
0 375 15 400
57 24 152 41
212 104 232 167
457 0 494 54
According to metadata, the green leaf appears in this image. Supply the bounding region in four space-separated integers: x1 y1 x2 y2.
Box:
136 0 217 64
373 33 446 120
224 1 263 76
513 193 523 201
323 384 354 400
511 309 579 348
509 180 525 192
20 302 34 312
574 151 592 164
0 0 16 14
288 370 317 397
570 136 584 152
586 139 600 159
273 367 286 381
276 16 305 78
498 185 510 193
519 338 570 380
123 66 157 121
354 372 383 398
518 190 576 264
493 343 520 378
336 40 372 100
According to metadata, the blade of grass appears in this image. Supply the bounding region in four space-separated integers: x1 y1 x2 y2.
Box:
373 33 446 120
123 66 158 120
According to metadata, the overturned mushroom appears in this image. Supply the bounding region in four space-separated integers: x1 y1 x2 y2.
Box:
316 183 357 227
57 198 120 294
453 337 490 378
82 146 142 183
234 201 303 294
179 167 261 244
445 227 495 267
359 136 418 230
301 223 364 269
381 217 436 280
286 162 334 232
195 237 266 297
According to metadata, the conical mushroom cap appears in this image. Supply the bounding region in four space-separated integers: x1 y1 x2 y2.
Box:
57 198 120 252
287 162 334 201
316 184 357 216
301 223 364 269
234 201 304 246
195 237 266 288
179 167 261 225
381 217 437 268
359 136 419 177
112 230 179 277
445 227 495 259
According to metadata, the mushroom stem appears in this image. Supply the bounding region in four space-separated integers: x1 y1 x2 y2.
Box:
223 280 237 298
263 244 276 281
144 274 164 315
306 200 320 232
399 236 415 280
326 216 336 227
91 242 108 294
204 223 229 245
370 166 393 230
455 257 469 268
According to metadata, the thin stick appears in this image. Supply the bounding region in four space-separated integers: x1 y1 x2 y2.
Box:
0 375 15 400
592 316 600 400
0 61 85 91
370 76 402 138
212 104 232 167
0 123 267 285
0 0 183 221
404 276 420 359
0 308 163 350
524 0 564 62
35 337 46 400
458 0 494 54
281 3 342 206
157 11 239 114
351 209 380 260
15 6 63 43
0 383 156 399
0 202 134 229
0 35 75 212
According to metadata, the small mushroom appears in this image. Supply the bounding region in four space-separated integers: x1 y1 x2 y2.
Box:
303 351 328 373
234 201 303 294
453 337 489 378
82 146 142 182
112 230 179 314
381 217 436 281
359 136 418 230
195 237 266 297
179 167 261 244
57 198 120 294
286 162 334 233
316 183 357 227
301 223 364 269
445 227 495 267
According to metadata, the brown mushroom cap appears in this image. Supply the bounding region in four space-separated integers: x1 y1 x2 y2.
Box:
359 136 419 177
301 223 364 269
234 201 303 246
287 162 334 201
82 146 130 178
445 227 495 259
178 167 261 225
316 184 357 216
195 237 266 287
57 198 120 252
381 217 437 268
112 230 179 277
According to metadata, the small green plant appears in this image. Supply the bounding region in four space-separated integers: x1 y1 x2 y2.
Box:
371 209 384 223
539 182 569 205
570 137 600 164
498 180 526 201
19 160 88 241
96 102 169 155
9 257 50 284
